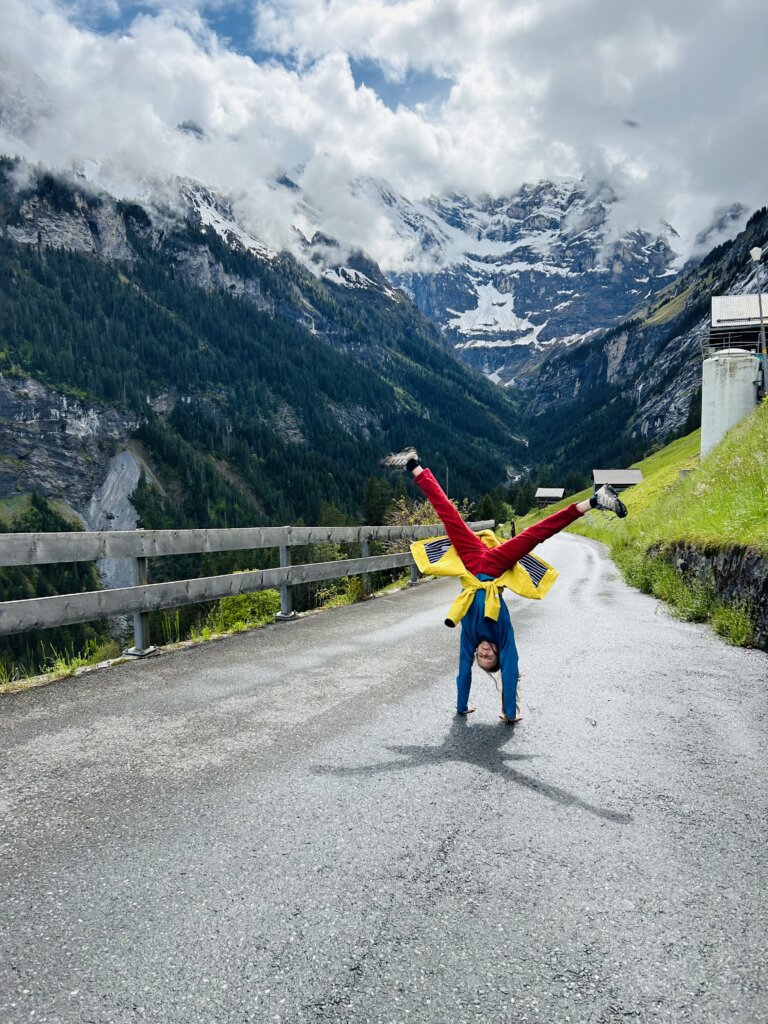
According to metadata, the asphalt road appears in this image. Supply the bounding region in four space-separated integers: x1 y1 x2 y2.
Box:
2 533 767 1024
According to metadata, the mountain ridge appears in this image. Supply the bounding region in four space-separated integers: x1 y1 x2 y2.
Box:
518 204 768 481
0 153 763 516
0 156 531 535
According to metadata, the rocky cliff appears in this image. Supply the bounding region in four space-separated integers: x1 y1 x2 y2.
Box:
3 172 135 260
0 375 147 587
521 206 768 448
0 375 139 514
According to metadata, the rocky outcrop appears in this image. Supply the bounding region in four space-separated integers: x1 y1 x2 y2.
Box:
6 189 135 261
175 245 276 312
0 375 139 516
0 377 159 595
326 401 381 441
663 542 768 651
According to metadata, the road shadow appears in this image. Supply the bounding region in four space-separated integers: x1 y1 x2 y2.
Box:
311 715 632 824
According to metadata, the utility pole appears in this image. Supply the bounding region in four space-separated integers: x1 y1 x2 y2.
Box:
749 247 766 355
749 246 766 397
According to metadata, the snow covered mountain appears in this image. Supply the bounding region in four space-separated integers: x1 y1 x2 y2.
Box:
0 139 722 397
373 180 682 385
133 172 691 383
173 174 696 390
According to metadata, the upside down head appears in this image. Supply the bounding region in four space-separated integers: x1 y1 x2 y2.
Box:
475 639 500 673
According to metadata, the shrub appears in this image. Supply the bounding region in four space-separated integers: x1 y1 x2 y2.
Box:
710 603 755 647
317 574 368 608
671 576 716 623
345 575 367 603
649 562 685 605
202 588 281 634
383 494 472 553
614 546 656 593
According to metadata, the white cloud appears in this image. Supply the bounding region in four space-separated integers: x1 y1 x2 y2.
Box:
0 0 766 267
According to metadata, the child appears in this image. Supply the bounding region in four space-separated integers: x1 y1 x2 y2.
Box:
383 447 627 723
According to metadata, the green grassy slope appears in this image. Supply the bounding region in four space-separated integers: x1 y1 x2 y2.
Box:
518 402 767 551
515 402 767 645
577 404 767 552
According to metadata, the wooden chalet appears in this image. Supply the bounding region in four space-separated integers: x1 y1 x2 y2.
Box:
535 487 565 508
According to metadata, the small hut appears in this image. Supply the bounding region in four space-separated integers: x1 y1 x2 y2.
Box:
591 469 643 494
535 487 565 508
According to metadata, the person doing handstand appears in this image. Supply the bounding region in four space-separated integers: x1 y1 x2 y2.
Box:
382 447 627 724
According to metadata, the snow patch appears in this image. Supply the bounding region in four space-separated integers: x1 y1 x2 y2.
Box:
191 190 277 261
448 282 538 336
322 266 397 299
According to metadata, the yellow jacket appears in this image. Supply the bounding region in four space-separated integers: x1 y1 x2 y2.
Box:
410 530 558 627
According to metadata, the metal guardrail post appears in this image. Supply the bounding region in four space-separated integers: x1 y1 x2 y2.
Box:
124 554 156 657
361 538 371 597
275 544 297 621
409 559 420 586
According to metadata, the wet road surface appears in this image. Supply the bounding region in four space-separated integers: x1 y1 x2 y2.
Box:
2 533 767 1024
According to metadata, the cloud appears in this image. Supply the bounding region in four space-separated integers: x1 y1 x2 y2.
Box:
255 0 768 240
0 0 766 268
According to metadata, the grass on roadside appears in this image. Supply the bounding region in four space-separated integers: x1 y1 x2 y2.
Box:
0 638 125 692
43 639 124 678
613 545 755 646
189 588 281 642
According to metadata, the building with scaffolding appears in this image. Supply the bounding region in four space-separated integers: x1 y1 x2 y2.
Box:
700 293 765 456
707 295 767 354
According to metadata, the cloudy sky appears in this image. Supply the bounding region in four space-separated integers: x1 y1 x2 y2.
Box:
1 0 766 265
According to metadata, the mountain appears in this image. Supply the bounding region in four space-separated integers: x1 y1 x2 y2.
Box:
370 179 683 383
1 153 762 526
0 156 529 539
517 205 768 481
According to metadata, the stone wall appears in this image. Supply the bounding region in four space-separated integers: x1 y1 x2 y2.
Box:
663 542 768 651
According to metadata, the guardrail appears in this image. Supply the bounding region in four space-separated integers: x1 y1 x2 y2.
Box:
0 521 493 655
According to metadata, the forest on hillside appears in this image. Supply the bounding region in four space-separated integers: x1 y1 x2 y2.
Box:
0 220 529 526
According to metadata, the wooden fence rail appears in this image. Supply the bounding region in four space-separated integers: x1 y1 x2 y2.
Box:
0 524 465 567
0 521 494 654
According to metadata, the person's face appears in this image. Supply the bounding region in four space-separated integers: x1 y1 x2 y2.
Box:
475 640 499 672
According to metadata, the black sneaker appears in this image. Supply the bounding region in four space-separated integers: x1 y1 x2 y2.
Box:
381 446 420 471
592 484 627 518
